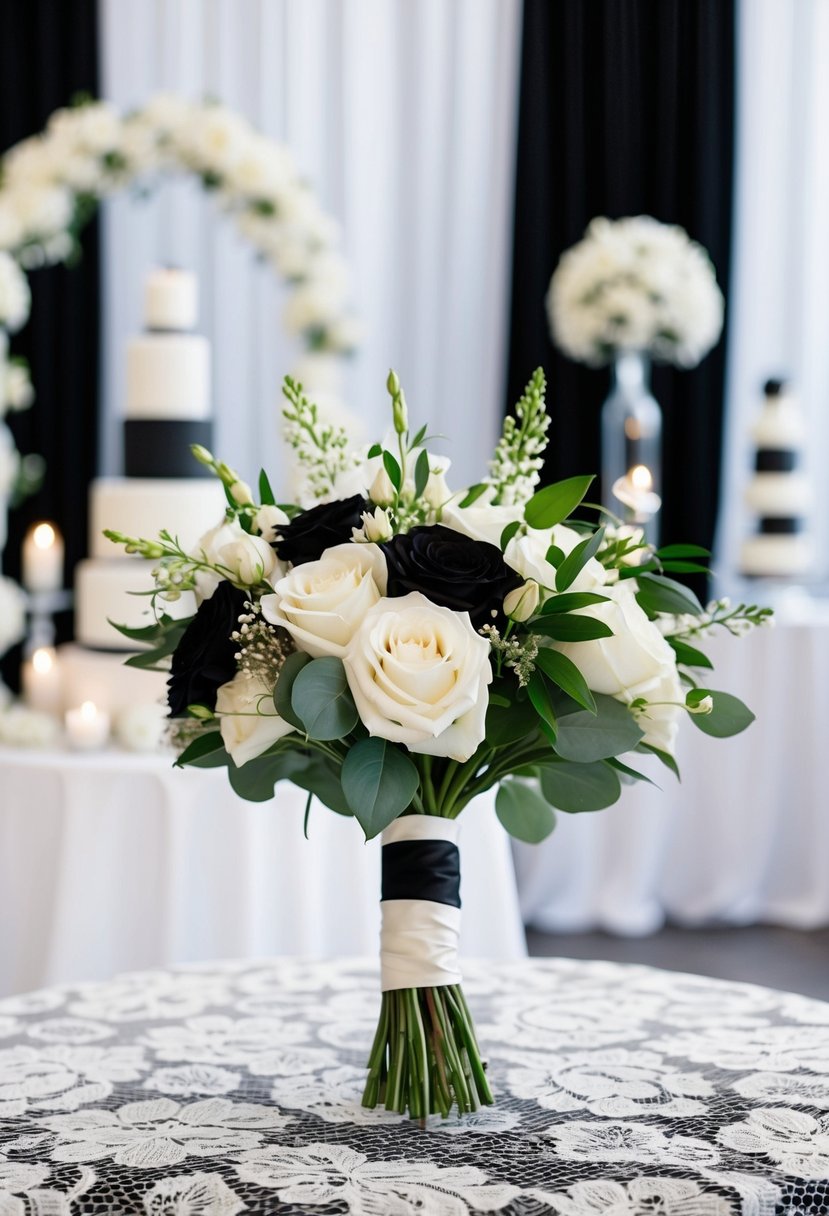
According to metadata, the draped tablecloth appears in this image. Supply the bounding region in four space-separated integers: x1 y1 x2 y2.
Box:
0 752 525 997
514 618 829 935
0 957 827 1213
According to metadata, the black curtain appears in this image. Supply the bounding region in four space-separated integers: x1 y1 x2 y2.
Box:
0 0 99 685
506 0 735 558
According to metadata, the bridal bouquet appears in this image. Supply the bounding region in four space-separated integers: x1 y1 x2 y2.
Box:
107 369 768 1120
547 215 724 368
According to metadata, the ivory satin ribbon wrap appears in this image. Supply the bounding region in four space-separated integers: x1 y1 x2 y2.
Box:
380 816 462 992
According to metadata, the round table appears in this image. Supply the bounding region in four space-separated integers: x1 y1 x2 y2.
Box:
0 959 827 1213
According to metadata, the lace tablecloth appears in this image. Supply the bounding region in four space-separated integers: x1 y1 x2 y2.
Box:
1 958 827 1214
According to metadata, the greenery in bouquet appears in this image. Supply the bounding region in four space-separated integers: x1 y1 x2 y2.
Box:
106 367 769 1121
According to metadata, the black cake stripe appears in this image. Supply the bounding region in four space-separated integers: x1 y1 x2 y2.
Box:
124 419 213 479
381 839 461 908
755 449 798 473
759 517 802 534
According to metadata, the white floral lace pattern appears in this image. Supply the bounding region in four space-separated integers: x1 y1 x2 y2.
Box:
0 958 827 1213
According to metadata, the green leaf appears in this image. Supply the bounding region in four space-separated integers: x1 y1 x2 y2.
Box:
635 573 703 617
500 520 522 550
606 756 659 787
228 748 309 802
109 614 190 645
660 561 710 575
382 450 402 492
486 691 541 747
273 651 312 729
688 689 756 738
524 475 595 529
540 592 609 614
656 543 711 559
668 638 714 670
292 759 353 816
458 483 488 509
175 731 225 768
341 738 420 838
555 527 606 592
291 657 359 741
534 615 614 643
414 449 430 498
545 545 566 567
637 742 681 780
539 760 621 812
535 648 596 713
554 693 644 762
496 780 556 843
367 443 383 458
409 423 428 449
527 671 558 742
258 468 276 506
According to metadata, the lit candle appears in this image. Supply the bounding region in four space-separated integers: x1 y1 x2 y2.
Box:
611 464 663 523
22 522 64 593
21 646 63 715
65 700 110 751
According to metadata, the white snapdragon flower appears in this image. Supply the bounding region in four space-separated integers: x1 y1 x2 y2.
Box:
261 543 387 659
215 670 294 767
344 591 492 762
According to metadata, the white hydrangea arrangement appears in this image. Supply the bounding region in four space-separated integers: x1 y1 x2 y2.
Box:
547 216 724 368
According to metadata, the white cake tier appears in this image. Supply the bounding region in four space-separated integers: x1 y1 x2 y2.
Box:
75 558 197 650
145 268 198 331
59 643 168 715
751 401 806 448
744 472 811 517
90 477 226 559
126 333 210 420
740 535 811 578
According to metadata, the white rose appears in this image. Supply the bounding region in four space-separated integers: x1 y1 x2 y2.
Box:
252 504 289 543
191 517 244 602
261 543 387 659
505 524 606 594
442 500 523 547
218 533 278 587
216 670 294 767
344 591 493 762
554 580 683 756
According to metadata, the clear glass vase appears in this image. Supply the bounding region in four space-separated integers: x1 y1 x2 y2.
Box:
601 352 663 545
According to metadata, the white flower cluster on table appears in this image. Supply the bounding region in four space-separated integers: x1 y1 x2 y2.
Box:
547 215 724 368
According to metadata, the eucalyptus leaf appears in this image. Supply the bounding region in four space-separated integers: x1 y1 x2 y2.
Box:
292 759 353 816
486 692 540 747
524 475 595 530
274 651 312 729
688 689 756 738
175 731 225 768
637 742 681 780
539 760 621 812
495 780 556 843
534 648 596 713
527 671 557 741
228 748 309 802
341 738 420 838
291 657 359 741
554 693 644 762
606 756 659 787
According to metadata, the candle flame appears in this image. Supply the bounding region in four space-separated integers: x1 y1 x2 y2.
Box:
32 522 57 550
629 464 653 492
80 701 98 721
32 648 55 675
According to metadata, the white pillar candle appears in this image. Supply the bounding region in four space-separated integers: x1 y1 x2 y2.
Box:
21 646 63 715
611 464 663 523
65 701 110 751
22 522 64 593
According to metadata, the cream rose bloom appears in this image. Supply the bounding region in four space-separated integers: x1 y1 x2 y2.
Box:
554 580 683 756
442 500 524 547
190 518 244 602
261 543 388 659
216 670 294 767
505 524 607 595
218 532 279 586
344 591 492 762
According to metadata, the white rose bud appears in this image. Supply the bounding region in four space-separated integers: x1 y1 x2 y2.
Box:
688 694 714 715
218 533 278 586
503 580 540 622
369 465 396 507
191 517 245 602
423 459 452 510
253 504 289 543
229 479 254 506
216 670 294 767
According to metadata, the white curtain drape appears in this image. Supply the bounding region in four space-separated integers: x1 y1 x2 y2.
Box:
98 0 522 494
717 0 829 585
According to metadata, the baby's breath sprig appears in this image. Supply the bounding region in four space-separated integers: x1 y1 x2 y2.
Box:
481 624 540 687
486 367 551 506
661 598 774 642
282 376 360 501
231 600 292 683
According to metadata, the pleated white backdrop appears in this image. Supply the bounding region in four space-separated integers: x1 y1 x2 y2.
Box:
98 0 522 492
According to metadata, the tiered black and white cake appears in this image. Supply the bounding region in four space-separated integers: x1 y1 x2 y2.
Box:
740 378 811 578
61 268 225 712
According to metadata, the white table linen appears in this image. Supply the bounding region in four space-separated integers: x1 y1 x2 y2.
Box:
0 751 526 997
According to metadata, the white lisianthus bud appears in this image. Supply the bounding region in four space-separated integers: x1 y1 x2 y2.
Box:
369 466 396 507
392 391 408 436
218 533 278 586
503 580 540 623
252 504 289 543
354 506 394 543
688 694 714 715
423 459 452 510
229 479 254 506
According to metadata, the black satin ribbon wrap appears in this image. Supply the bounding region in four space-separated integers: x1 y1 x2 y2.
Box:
381 839 461 908
755 449 798 473
124 419 214 478
759 517 802 534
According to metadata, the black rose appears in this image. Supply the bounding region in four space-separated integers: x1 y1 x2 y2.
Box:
168 580 247 718
273 494 368 566
381 525 522 630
